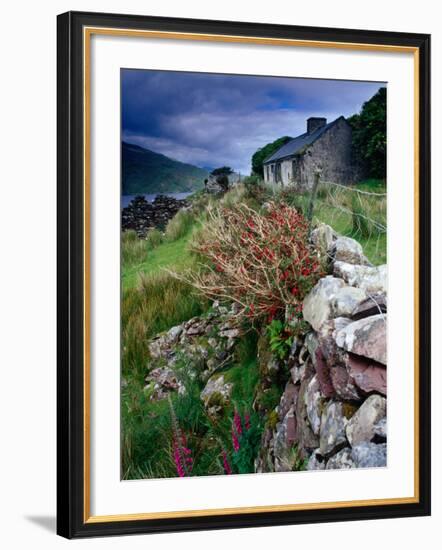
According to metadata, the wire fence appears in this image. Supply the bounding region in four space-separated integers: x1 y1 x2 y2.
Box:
304 174 387 320
262 174 387 318
304 174 387 265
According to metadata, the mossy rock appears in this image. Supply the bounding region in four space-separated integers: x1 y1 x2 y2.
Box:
266 409 279 431
206 391 226 408
200 374 233 413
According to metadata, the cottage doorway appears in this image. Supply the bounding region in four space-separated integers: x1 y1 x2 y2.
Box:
275 162 282 184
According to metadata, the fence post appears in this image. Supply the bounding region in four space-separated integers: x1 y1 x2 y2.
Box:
307 170 321 233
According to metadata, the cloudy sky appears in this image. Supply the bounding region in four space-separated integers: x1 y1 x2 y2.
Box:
122 69 385 175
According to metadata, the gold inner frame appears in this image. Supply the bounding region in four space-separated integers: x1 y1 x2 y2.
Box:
82 26 420 524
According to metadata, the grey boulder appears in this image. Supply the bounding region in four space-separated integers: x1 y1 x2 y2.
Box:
333 285 367 317
326 447 355 470
303 276 346 331
351 442 387 468
305 375 324 435
335 314 387 365
333 236 371 266
373 417 387 439
200 374 233 413
306 449 326 471
333 262 387 295
319 401 349 455
311 223 336 256
346 394 387 446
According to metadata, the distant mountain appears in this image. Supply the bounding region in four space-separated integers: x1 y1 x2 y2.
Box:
122 142 208 195
201 165 216 173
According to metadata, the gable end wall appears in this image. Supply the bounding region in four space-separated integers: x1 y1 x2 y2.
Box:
297 118 354 189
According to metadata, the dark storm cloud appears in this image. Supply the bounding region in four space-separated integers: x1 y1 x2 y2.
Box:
122 69 384 174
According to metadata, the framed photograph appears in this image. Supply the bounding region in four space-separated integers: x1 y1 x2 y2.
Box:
57 11 431 538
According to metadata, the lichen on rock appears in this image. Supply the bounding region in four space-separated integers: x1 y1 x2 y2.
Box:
346 394 387 446
200 374 233 416
333 236 371 266
319 400 349 455
335 314 387 365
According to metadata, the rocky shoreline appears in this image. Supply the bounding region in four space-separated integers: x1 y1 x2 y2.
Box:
122 194 190 237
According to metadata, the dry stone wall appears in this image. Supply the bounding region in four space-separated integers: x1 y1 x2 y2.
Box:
256 223 387 472
139 221 387 474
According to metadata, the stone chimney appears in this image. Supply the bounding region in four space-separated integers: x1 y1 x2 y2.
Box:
307 117 327 134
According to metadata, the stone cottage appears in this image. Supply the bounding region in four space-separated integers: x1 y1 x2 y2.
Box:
263 116 354 189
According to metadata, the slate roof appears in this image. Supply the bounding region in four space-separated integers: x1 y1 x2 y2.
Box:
263 116 345 164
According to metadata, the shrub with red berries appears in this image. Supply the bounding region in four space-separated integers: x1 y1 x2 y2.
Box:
186 202 324 322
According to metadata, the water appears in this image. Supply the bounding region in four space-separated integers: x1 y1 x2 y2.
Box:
121 192 192 208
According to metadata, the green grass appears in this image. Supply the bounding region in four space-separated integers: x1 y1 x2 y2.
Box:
278 179 387 265
164 208 195 242
122 232 195 290
145 227 163 249
122 336 263 479
225 359 259 407
226 330 260 407
356 178 387 192
122 273 206 379
122 386 175 480
314 197 386 265
121 230 148 266
121 179 387 480
122 210 214 479
121 217 264 479
122 211 205 382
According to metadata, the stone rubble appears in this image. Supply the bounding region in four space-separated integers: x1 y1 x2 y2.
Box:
145 302 241 406
122 194 189 237
143 220 388 474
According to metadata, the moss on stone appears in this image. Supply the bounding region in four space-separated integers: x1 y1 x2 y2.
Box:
207 391 226 407
266 409 279 431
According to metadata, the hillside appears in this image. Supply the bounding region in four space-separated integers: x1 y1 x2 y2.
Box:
122 184 387 480
122 141 208 195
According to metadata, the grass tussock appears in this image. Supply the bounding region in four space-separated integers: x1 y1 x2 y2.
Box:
121 225 212 479
164 208 195 242
271 179 387 265
122 230 148 266
219 183 248 209
145 227 163 249
122 388 175 479
122 233 197 290
122 272 207 378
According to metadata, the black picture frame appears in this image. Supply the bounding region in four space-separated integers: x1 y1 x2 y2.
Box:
57 10 431 539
